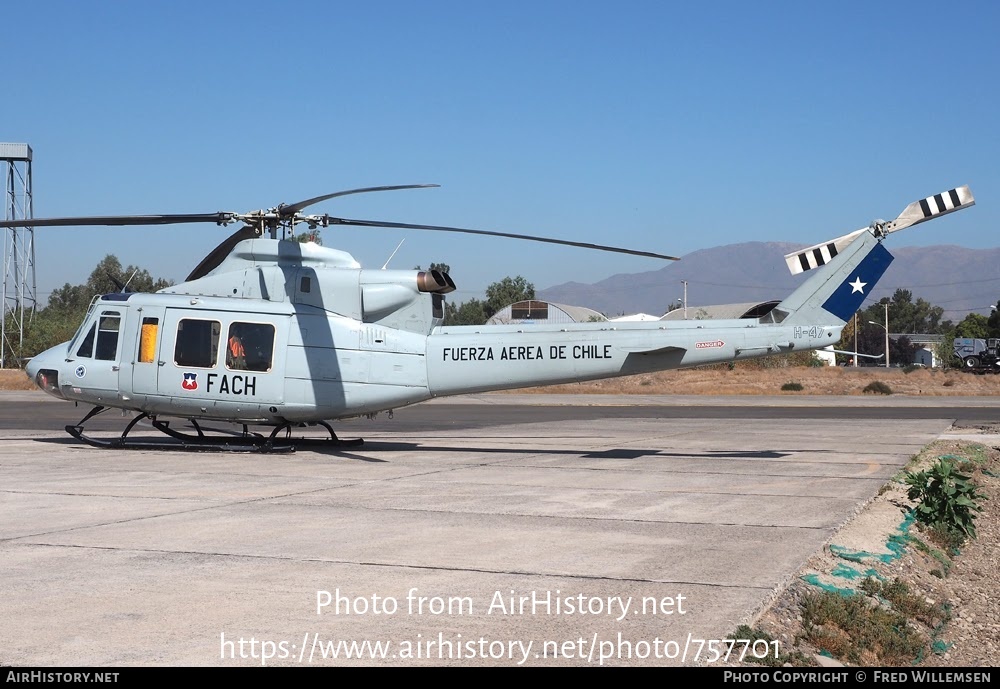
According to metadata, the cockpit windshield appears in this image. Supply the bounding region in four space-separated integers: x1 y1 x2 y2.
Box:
66 295 102 355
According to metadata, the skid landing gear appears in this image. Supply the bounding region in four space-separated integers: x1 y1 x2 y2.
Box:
64 407 363 453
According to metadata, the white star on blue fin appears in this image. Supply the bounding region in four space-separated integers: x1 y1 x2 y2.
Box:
849 277 867 294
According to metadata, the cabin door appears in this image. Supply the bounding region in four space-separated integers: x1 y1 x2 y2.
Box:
131 305 166 397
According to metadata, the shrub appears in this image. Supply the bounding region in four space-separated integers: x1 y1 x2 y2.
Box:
862 381 893 395
904 458 986 541
800 590 925 665
858 578 945 626
781 382 804 392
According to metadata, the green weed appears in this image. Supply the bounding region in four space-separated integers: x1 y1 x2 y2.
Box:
800 590 925 665
904 458 986 542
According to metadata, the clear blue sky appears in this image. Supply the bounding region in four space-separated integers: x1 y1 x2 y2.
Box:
5 1 998 305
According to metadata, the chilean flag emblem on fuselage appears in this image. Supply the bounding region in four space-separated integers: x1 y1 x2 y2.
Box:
182 372 198 391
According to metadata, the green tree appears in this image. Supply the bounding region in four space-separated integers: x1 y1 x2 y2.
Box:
440 274 535 325
986 300 1000 337
834 312 872 366
293 230 323 245
484 276 535 319
856 322 888 361
83 255 171 298
415 262 451 274
954 313 989 339
859 289 948 334
21 255 171 358
444 298 487 325
890 334 916 366
935 335 958 369
840 290 951 366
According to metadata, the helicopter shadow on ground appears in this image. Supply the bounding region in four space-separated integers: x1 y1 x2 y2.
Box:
304 441 796 461
28 435 392 462
30 436 795 462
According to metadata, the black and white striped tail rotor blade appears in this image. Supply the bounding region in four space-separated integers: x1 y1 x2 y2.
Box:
883 185 975 235
784 229 866 276
784 185 975 276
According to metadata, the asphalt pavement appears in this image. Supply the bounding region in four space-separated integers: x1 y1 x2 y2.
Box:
1 392 995 666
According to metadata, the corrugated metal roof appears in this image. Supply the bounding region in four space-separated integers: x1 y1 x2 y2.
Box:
555 303 606 322
660 302 769 321
0 143 32 160
610 313 660 322
487 300 606 324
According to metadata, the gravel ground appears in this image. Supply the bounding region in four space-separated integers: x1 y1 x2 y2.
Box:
747 436 999 667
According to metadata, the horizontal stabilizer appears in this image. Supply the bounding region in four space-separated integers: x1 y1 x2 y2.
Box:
784 185 974 276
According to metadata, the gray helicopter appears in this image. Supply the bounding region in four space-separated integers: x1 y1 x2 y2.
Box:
2 184 975 451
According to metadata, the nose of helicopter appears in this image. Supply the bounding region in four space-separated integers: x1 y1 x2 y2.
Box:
25 343 69 399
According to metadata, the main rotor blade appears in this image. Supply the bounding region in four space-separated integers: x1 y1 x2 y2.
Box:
321 217 680 261
280 184 440 216
0 213 231 229
186 225 261 281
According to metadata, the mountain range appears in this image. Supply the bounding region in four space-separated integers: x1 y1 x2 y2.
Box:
538 242 1000 321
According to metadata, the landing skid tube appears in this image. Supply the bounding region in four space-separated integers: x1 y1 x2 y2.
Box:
64 408 363 453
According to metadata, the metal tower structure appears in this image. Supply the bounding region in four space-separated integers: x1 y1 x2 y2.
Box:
2 143 35 367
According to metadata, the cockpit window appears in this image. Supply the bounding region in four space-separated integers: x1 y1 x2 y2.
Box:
95 312 121 361
174 319 221 368
68 295 102 356
76 324 96 358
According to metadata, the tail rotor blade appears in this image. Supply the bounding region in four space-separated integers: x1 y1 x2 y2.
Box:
784 185 975 276
885 185 975 234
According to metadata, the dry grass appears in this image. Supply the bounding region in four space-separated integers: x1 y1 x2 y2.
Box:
5 364 1000 396
0 368 38 391
514 366 1000 396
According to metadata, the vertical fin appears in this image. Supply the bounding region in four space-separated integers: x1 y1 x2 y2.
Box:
776 230 893 326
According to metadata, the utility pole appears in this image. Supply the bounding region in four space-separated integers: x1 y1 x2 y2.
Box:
853 313 858 367
869 304 890 368
884 302 889 368
681 280 687 320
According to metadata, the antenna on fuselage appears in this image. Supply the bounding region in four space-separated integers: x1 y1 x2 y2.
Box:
122 269 139 292
381 239 406 270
